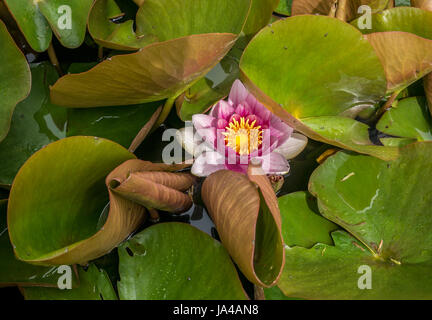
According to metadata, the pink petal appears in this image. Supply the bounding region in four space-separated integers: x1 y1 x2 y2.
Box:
253 101 272 123
235 102 252 117
210 100 234 120
191 152 226 177
192 114 216 130
255 152 290 175
274 133 308 159
217 118 228 129
229 80 249 105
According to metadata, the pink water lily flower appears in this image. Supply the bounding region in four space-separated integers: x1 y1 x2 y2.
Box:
184 80 308 177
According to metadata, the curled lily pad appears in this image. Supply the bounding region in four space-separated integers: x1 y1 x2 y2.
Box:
201 165 284 287
376 96 432 141
8 136 141 265
0 200 77 287
0 62 67 186
277 142 432 299
0 20 31 143
22 264 117 300
88 0 155 50
108 159 195 214
118 222 248 300
51 33 239 107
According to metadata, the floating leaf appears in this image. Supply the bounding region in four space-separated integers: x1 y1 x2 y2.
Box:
135 0 251 41
275 0 293 16
38 0 93 48
8 136 141 265
51 0 252 108
22 264 117 300
0 20 31 143
4 0 92 51
243 0 280 36
278 142 432 299
0 200 76 287
240 15 387 118
0 62 67 186
376 96 432 141
239 16 400 160
292 0 391 21
278 191 338 249
118 222 247 300
412 0 432 10
365 32 432 92
201 165 284 287
353 7 432 39
88 0 155 50
3 0 51 52
51 34 239 107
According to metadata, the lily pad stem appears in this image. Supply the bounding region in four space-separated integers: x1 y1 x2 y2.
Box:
376 90 400 118
47 42 63 76
151 95 176 132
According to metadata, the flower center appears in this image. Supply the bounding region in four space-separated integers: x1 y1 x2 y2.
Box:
222 117 263 155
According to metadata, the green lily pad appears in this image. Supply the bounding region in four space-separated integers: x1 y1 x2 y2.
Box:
0 20 31 143
278 142 432 299
243 0 280 36
0 62 67 186
278 191 338 249
239 16 397 160
38 0 93 48
51 33 240 107
135 0 251 41
300 116 399 160
51 0 252 108
65 63 162 148
380 137 417 147
3 0 52 52
118 222 247 300
4 0 92 51
377 97 432 141
88 0 155 50
8 136 138 265
275 0 293 16
292 0 391 21
353 7 432 39
240 15 387 118
0 200 75 287
22 264 117 300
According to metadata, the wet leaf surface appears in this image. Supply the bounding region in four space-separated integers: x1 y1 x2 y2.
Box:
118 222 247 300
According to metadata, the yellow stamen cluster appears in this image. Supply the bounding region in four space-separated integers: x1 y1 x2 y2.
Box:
222 117 263 155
